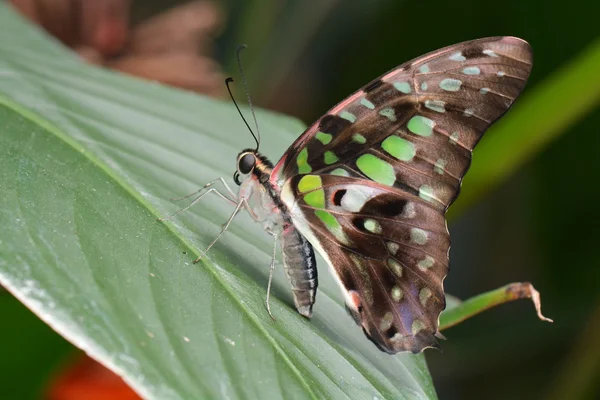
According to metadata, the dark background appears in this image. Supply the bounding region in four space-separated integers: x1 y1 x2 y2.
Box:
3 1 599 399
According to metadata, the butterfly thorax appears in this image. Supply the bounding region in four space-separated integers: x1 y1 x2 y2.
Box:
238 150 290 234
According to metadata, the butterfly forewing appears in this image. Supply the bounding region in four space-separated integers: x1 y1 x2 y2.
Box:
274 36 532 210
272 37 532 353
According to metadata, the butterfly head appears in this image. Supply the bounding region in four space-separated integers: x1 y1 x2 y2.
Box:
234 149 273 185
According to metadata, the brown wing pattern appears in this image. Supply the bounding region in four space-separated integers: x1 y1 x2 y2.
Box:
276 37 533 353
283 174 449 353
274 36 532 211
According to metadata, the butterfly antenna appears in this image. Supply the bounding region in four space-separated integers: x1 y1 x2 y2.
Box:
225 77 259 149
236 44 261 150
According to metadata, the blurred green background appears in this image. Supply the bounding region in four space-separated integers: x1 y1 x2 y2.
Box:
2 0 599 399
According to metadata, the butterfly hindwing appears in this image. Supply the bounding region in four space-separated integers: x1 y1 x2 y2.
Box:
273 37 532 353
282 174 449 352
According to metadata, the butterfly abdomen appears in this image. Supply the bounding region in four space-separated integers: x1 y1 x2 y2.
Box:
281 225 318 318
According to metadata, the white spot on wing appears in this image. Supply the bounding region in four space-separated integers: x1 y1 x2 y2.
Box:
418 256 435 270
410 228 428 245
380 312 394 331
391 287 403 302
402 202 416 218
387 241 399 255
462 66 481 75
449 51 466 61
449 132 460 145
364 218 382 234
424 100 446 113
340 186 377 212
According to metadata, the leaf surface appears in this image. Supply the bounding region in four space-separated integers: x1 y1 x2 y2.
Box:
0 6 436 400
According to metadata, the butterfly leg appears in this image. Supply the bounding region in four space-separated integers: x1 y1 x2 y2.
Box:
265 231 278 321
170 178 237 202
192 197 248 263
159 183 237 222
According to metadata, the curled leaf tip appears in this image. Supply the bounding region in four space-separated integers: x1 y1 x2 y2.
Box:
506 282 554 323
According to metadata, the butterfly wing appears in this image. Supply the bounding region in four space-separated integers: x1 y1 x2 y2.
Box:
272 36 533 353
281 174 449 353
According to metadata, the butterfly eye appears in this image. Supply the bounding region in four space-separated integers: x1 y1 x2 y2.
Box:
233 171 241 185
238 153 256 174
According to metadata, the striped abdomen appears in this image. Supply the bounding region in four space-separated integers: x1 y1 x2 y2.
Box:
282 225 318 318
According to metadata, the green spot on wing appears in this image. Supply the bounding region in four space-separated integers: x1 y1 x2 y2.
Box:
330 168 349 177
304 190 325 208
463 66 481 75
407 116 435 137
296 148 312 174
381 136 416 161
360 98 375 109
315 132 332 145
314 210 350 245
419 184 436 203
356 154 396 186
298 175 322 193
449 51 466 61
298 164 311 174
439 78 462 92
393 81 412 94
299 175 325 208
378 107 397 122
340 111 357 123
324 151 339 165
315 210 339 229
424 100 446 113
352 133 366 144
434 159 447 175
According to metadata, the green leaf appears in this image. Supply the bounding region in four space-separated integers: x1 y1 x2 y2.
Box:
0 5 436 400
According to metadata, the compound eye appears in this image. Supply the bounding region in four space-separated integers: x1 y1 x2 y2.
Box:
239 153 256 174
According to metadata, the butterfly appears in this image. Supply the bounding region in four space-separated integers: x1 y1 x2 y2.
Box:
166 37 533 354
